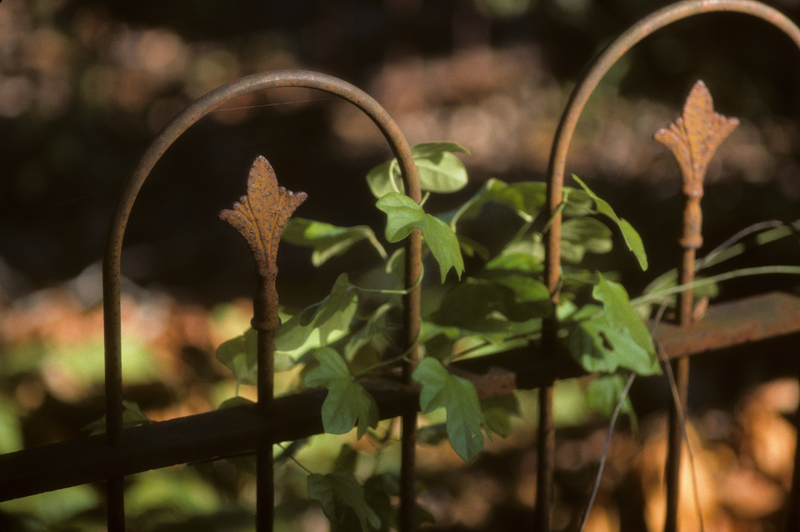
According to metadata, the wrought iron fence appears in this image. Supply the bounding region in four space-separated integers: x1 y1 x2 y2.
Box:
3 0 800 530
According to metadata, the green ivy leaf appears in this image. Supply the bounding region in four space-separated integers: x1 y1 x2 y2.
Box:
593 273 655 357
83 400 152 435
585 374 638 435
566 304 660 376
376 192 464 282
432 275 550 333
412 357 491 462
282 218 387 266
443 178 547 229
367 142 470 198
344 302 397 360
561 217 613 263
480 393 520 438
304 347 379 438
308 471 381 532
278 273 358 351
571 175 648 271
215 328 258 385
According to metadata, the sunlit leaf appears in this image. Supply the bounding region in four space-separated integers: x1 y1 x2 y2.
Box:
376 192 464 282
304 347 379 438
593 273 654 356
367 142 470 198
561 217 613 263
485 251 544 274
215 327 259 385
308 471 382 532
571 175 648 270
277 273 358 353
565 304 660 376
282 218 387 266
412 357 491 462
83 400 153 436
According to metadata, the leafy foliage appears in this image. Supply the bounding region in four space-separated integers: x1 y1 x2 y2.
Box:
412 357 492 462
282 218 387 266
376 192 465 282
367 141 470 198
215 141 666 529
304 347 379 438
571 175 648 270
308 471 382 531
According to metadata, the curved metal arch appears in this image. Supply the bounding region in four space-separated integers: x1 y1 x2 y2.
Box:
538 2 800 529
102 70 422 446
544 0 800 296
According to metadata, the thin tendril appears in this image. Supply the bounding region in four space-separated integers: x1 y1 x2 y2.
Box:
276 442 315 475
577 371 636 532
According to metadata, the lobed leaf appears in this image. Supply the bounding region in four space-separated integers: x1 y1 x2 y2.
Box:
282 218 387 266
308 471 381 532
215 328 259 385
565 301 660 377
304 347 379 438
367 142 470 198
376 192 464 282
571 175 648 271
290 273 359 347
593 273 654 356
412 357 491 462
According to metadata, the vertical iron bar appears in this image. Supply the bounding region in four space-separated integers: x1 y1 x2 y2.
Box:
256 328 276 532
106 477 125 532
665 248 695 532
399 227 422 531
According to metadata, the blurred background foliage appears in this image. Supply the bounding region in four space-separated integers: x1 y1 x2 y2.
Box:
2 0 800 530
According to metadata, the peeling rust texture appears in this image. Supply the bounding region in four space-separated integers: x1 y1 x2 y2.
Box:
654 292 800 358
655 80 739 253
219 156 307 332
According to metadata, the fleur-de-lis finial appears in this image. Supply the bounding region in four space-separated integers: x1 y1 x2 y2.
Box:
220 156 307 331
654 80 739 250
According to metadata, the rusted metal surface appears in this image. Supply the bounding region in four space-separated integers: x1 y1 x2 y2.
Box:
654 80 739 532
542 1 800 529
101 70 421 531
654 292 800 356
219 156 307 335
219 156 307 531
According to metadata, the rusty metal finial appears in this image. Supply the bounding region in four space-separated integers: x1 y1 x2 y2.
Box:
220 156 307 332
654 80 739 250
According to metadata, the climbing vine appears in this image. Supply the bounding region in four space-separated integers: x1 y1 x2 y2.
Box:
215 141 664 530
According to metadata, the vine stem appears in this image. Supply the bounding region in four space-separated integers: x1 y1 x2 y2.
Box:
631 265 800 307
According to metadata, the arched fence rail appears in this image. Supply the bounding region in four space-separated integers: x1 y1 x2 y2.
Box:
2 1 800 530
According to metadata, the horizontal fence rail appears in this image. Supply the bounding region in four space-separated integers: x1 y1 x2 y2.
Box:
2 0 800 531
1 291 799 500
